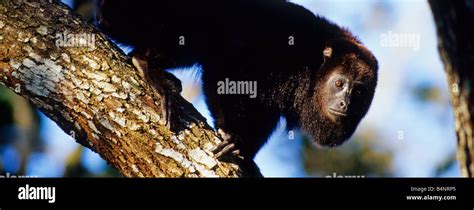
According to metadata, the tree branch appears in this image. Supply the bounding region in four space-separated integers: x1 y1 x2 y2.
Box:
0 0 246 177
429 0 474 177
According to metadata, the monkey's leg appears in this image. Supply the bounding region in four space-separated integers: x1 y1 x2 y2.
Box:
204 76 279 156
131 48 182 130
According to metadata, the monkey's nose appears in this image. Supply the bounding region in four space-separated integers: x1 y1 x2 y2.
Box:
339 101 349 113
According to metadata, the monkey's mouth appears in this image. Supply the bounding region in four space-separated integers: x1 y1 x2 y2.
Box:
328 108 347 117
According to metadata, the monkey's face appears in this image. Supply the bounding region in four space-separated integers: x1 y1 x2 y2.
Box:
325 73 352 122
302 44 377 147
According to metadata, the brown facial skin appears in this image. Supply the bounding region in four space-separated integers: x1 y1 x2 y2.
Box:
299 42 378 147
325 72 352 122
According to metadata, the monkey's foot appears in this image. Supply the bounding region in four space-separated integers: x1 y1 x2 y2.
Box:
213 129 241 159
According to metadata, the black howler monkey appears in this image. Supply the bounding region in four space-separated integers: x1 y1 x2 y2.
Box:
94 0 378 170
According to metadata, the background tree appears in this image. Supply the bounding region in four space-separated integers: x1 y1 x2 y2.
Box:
429 0 474 177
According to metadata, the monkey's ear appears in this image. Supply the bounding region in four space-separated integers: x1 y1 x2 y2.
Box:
323 47 332 59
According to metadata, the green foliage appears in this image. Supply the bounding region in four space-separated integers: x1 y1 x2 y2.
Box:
434 154 457 176
303 129 393 177
64 146 121 177
0 86 15 126
414 85 443 104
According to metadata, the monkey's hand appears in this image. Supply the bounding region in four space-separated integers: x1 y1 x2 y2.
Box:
213 129 241 159
213 129 262 177
131 49 182 130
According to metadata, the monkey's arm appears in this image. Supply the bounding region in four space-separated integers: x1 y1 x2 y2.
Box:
131 48 182 130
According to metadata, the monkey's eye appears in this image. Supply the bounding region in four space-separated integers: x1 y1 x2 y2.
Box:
334 79 344 88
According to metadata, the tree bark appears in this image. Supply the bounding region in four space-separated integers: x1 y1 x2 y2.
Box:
429 0 474 177
0 0 247 177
